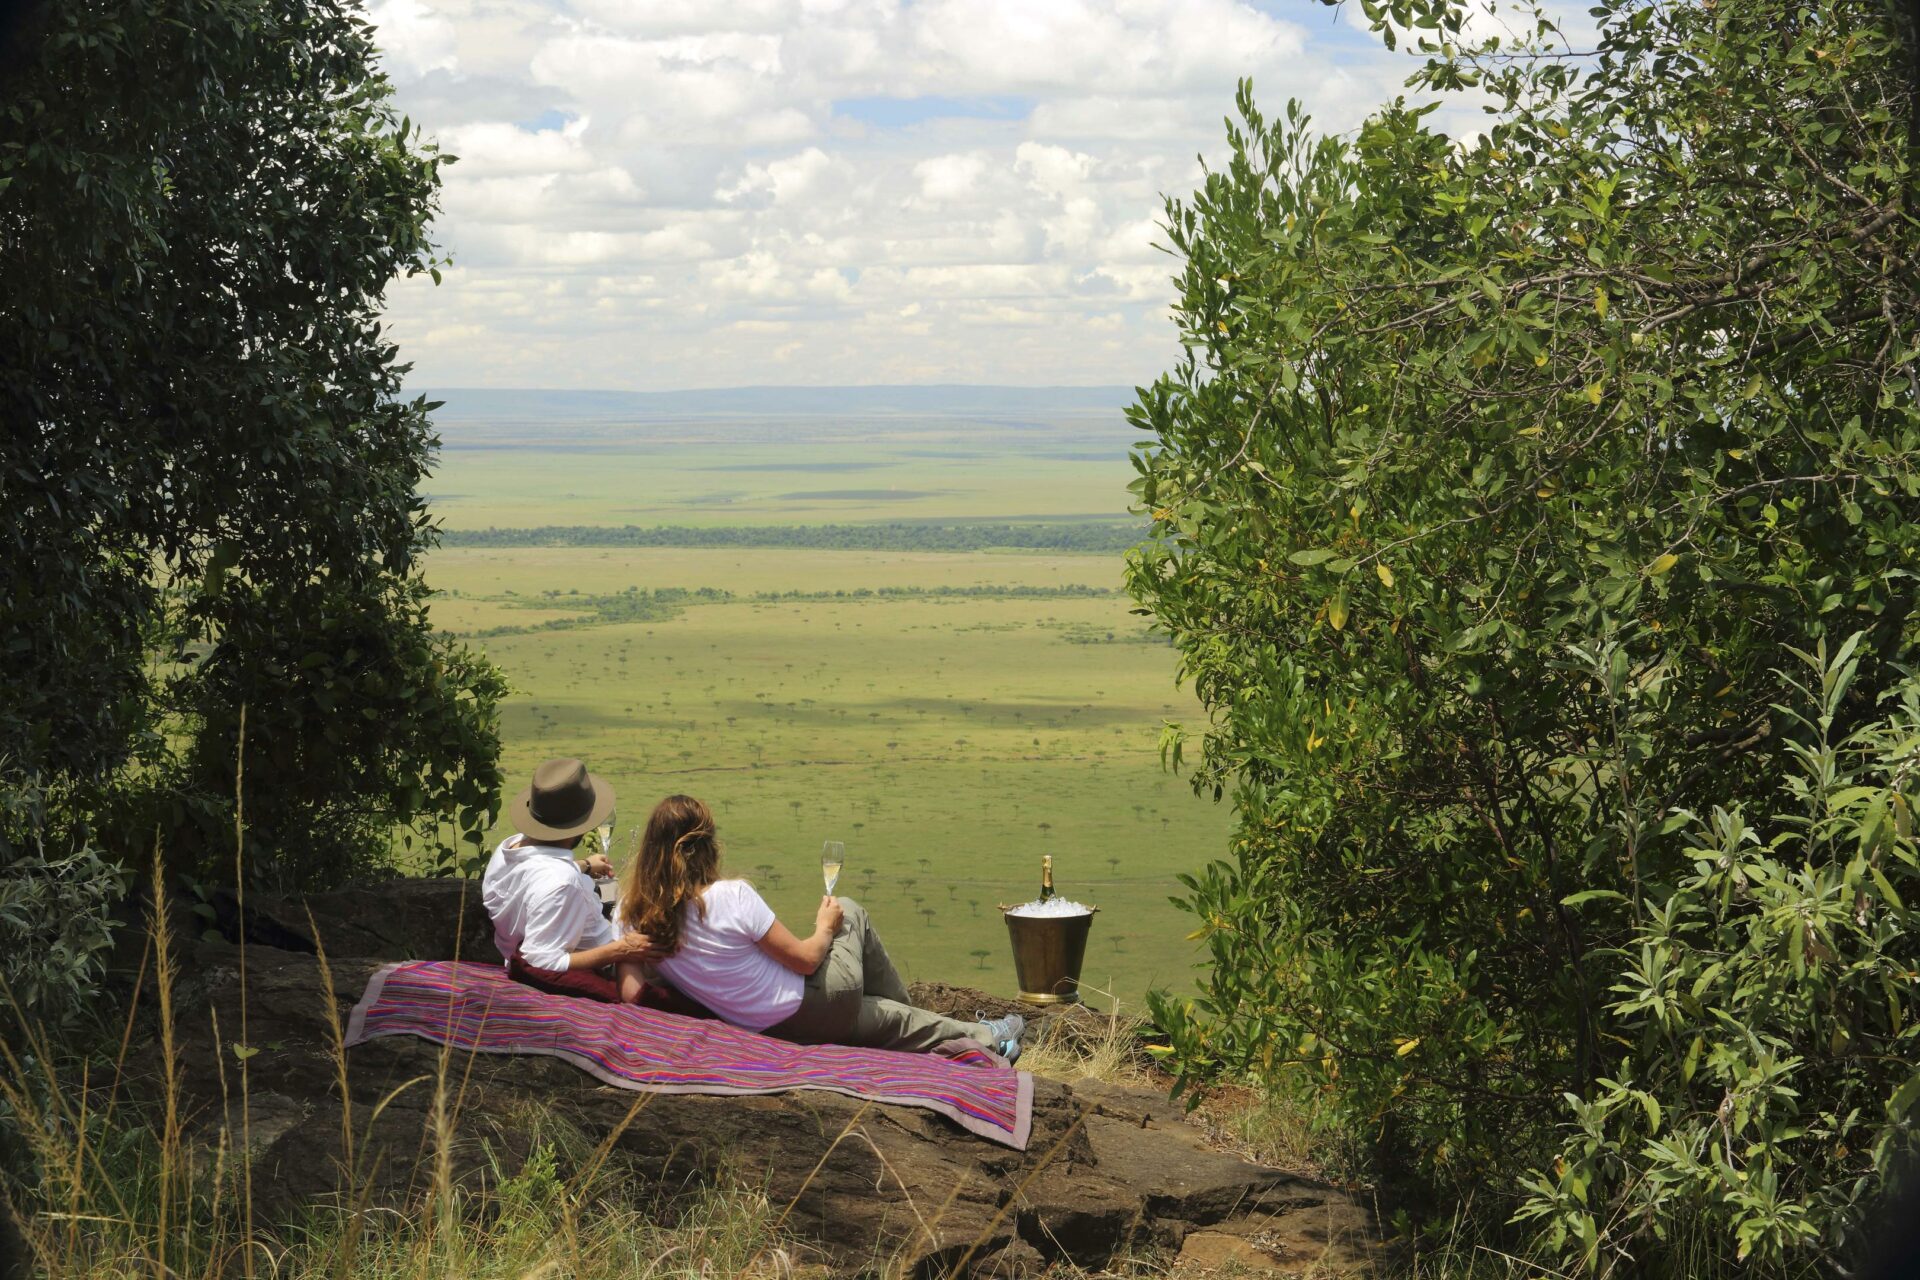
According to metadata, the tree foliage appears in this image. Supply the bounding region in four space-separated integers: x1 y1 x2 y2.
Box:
0 0 505 912
1130 0 1920 1269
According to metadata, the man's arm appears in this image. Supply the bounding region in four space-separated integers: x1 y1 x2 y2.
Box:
570 933 661 970
520 878 658 970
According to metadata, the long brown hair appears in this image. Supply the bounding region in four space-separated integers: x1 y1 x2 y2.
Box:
619 794 722 954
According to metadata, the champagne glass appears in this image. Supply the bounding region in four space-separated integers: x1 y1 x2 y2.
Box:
820 841 845 896
595 815 615 866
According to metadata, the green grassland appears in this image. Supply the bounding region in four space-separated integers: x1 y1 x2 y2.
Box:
422 403 1226 1009
428 435 1137 531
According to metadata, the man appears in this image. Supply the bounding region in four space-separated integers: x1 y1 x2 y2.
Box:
482 756 658 1000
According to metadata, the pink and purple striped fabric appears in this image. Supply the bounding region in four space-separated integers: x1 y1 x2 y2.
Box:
346 960 1033 1149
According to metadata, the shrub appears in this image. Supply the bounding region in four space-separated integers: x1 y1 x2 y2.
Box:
1516 637 1920 1272
0 775 125 1030
1128 0 1920 1268
1 0 507 891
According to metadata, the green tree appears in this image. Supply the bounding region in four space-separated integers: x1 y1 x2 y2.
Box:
1131 0 1920 1268
1 0 504 899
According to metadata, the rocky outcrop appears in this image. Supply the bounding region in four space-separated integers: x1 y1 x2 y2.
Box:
112 880 1377 1277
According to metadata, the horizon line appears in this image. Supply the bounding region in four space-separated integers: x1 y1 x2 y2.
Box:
415 381 1140 393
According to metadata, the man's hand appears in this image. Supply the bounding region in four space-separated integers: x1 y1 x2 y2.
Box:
611 931 665 963
579 853 614 879
816 895 845 937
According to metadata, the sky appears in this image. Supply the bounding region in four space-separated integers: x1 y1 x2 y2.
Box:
368 0 1493 391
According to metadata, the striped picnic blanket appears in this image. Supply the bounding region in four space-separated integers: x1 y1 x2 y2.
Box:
345 960 1033 1149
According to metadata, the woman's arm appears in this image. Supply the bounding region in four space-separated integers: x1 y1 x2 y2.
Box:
615 960 650 1003
756 896 844 975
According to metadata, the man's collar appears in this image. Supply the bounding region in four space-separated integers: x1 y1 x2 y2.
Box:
507 835 577 858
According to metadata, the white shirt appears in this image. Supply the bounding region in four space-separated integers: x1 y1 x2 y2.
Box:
481 835 614 971
627 879 804 1031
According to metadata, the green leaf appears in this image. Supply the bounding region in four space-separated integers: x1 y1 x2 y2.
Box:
1871 865 1904 912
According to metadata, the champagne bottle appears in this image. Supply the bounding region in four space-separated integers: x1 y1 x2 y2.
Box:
1040 854 1054 902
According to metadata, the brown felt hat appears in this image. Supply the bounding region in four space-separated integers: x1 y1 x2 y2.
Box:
510 757 616 842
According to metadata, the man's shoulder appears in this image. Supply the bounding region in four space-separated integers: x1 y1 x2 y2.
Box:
506 846 583 887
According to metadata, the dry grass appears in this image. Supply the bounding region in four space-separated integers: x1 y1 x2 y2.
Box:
0 852 815 1280
1012 984 1161 1089
1 864 1120 1280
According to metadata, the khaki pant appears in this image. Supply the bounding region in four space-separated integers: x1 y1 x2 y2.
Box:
767 898 990 1052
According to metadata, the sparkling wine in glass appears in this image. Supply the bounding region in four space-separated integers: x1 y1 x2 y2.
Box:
595 817 615 865
821 841 845 896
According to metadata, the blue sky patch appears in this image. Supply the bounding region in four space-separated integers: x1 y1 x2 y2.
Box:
516 108 573 132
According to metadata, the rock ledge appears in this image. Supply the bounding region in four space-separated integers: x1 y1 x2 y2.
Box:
119 879 1376 1277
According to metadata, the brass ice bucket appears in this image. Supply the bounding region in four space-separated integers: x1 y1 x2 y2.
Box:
1003 908 1095 1005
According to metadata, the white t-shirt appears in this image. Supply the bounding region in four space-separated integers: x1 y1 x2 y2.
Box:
627 879 804 1031
481 836 614 971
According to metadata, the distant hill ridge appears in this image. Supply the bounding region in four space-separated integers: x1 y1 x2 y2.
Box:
419 385 1137 421
437 521 1145 553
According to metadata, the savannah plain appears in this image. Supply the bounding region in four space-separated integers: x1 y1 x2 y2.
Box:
422 391 1232 1007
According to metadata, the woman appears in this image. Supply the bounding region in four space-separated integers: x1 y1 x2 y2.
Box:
615 794 1027 1059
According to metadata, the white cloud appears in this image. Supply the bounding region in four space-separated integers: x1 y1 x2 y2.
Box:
717 147 838 206
373 0 1442 387
912 152 989 203
368 0 458 79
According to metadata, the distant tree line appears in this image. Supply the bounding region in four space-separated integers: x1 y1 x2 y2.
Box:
454 583 1123 637
752 584 1116 600
438 522 1146 553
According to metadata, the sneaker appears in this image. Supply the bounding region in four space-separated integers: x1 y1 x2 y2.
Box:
997 1037 1023 1064
978 1012 1026 1044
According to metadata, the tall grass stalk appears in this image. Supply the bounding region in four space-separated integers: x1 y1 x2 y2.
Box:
2 888 813 1279
233 704 255 1278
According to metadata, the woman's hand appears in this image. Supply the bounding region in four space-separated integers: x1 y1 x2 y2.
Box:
816 895 844 936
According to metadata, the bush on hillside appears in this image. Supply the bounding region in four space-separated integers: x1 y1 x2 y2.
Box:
1514 638 1920 1271
0 0 505 897
1129 0 1920 1270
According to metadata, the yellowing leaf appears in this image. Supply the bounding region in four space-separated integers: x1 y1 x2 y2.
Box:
1585 382 1605 405
1328 593 1348 631
1648 552 1680 576
1594 286 1609 319
1518 425 1544 437
1376 562 1395 589
1307 731 1327 752
1727 448 1745 459
1395 1038 1421 1057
